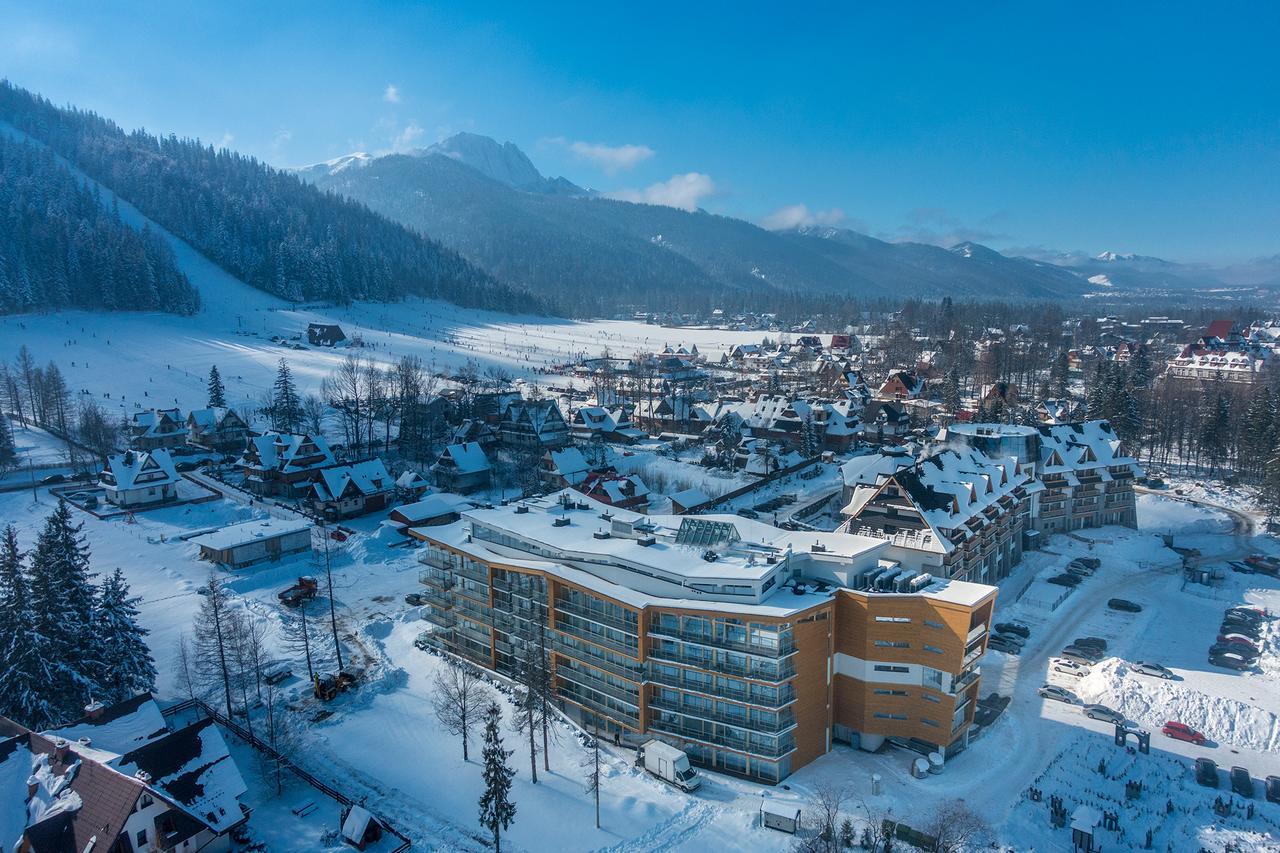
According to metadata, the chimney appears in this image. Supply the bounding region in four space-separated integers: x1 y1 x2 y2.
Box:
53 738 70 763
135 770 152 784
84 700 105 720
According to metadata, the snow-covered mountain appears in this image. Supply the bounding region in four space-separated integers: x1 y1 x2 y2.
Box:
299 134 1096 305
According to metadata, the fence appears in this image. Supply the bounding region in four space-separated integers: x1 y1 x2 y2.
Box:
161 698 412 852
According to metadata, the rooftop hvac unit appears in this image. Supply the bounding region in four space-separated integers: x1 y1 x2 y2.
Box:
514 505 530 514
811 541 827 553
893 570 919 593
593 531 611 540
553 517 571 527
860 568 884 592
600 511 614 521
636 535 657 547
909 573 934 592
875 568 902 592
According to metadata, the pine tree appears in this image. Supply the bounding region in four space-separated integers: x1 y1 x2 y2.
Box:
0 412 15 471
801 413 819 458
208 365 227 408
93 568 157 703
27 501 99 717
478 702 517 853
942 368 962 413
1051 351 1071 399
0 525 58 727
270 358 302 432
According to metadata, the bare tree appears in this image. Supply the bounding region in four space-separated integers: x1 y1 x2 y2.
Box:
280 599 319 683
173 634 201 703
923 799 989 853
76 399 120 463
192 572 237 719
301 394 327 437
431 657 492 761
792 782 850 852
582 716 601 829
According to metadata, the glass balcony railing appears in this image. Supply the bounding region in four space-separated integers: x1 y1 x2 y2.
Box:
646 696 796 734
646 626 797 659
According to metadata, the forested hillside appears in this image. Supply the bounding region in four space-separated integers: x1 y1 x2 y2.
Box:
0 81 544 313
0 133 199 314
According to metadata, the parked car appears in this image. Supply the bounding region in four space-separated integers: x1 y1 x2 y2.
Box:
1084 704 1125 725
175 461 200 472
1208 642 1258 661
1231 766 1254 798
1132 662 1174 679
1266 775 1280 804
1216 635 1259 653
991 630 1025 648
1108 598 1143 613
1038 684 1079 703
1229 561 1256 575
1209 651 1253 671
1219 623 1262 641
1162 721 1206 745
1060 645 1104 664
987 636 1022 655
1066 560 1097 576
1224 607 1265 624
1221 614 1262 632
1051 660 1087 679
1073 637 1108 652
1196 758 1219 787
404 592 428 606
1047 574 1082 587
996 622 1031 639
70 471 95 482
735 508 760 519
40 474 67 485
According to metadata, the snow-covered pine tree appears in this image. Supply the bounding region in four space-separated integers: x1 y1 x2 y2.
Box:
93 567 157 703
271 358 303 432
27 501 99 718
208 365 227 408
0 525 59 727
478 701 517 853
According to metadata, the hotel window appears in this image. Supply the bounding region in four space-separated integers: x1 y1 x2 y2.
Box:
873 712 908 720
924 619 944 629
921 718 940 728
924 645 944 654
873 689 907 696
874 665 909 674
874 616 910 623
922 693 940 703
874 640 909 648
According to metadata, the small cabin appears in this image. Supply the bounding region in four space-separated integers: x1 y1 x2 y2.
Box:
340 804 382 851
307 323 347 347
190 518 313 568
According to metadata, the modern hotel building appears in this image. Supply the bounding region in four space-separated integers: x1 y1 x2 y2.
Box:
410 490 996 784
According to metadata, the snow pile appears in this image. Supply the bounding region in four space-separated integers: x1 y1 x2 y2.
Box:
1076 659 1280 753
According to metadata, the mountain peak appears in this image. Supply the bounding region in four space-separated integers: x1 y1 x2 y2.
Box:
949 241 1001 260
416 132 546 190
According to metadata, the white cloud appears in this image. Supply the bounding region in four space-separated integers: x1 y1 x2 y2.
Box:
269 129 293 160
760 203 845 231
567 140 654 174
216 132 235 150
608 173 716 211
383 84 401 103
390 122 424 152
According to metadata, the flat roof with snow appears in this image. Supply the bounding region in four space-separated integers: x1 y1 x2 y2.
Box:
189 517 312 551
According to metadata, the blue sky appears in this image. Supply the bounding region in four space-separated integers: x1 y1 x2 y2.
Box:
2 1 1277 263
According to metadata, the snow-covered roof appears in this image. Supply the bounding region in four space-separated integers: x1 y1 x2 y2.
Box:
42 694 169 758
312 459 393 502
1036 420 1140 476
102 448 179 490
389 493 474 525
342 804 376 842
189 518 312 551
437 442 490 474
242 432 334 473
668 487 710 508
116 717 247 833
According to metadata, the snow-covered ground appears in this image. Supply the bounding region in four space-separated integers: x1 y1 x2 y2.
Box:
5 472 1279 849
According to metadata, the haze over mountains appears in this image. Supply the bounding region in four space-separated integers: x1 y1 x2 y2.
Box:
300 132 1271 311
